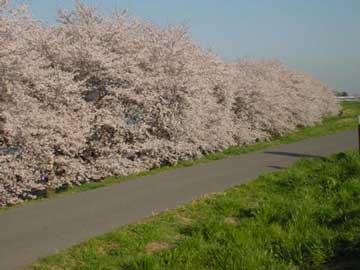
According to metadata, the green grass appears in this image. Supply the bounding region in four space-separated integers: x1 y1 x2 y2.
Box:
2 101 360 211
32 151 360 270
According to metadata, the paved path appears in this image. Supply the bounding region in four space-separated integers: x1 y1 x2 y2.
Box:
0 130 356 270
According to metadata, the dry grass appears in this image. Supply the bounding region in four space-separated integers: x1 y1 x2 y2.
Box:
145 241 176 254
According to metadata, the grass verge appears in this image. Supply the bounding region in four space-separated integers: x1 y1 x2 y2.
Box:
33 151 360 270
2 101 360 211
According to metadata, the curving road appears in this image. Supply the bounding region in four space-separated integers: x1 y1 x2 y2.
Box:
0 130 356 270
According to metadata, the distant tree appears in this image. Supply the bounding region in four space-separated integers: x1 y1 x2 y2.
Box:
336 91 349 97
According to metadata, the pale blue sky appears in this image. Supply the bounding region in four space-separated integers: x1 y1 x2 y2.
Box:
23 0 360 93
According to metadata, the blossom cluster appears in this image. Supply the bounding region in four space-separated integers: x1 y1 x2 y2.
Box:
0 2 339 206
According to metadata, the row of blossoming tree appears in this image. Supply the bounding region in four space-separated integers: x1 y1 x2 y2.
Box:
0 1 339 206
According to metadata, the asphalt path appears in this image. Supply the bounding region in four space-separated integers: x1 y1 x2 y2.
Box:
0 130 356 270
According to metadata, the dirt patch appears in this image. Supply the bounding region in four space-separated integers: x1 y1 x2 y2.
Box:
190 192 223 205
96 243 120 256
145 241 176 254
224 217 240 225
178 215 193 225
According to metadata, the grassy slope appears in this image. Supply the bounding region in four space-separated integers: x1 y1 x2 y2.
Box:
33 151 360 270
1 101 359 212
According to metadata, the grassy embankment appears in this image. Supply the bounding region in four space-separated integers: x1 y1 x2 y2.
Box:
33 151 360 270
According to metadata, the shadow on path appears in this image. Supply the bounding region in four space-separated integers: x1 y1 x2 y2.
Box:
267 165 286 170
264 151 324 159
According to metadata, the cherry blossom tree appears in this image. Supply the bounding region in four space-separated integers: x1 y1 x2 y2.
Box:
0 1 339 206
